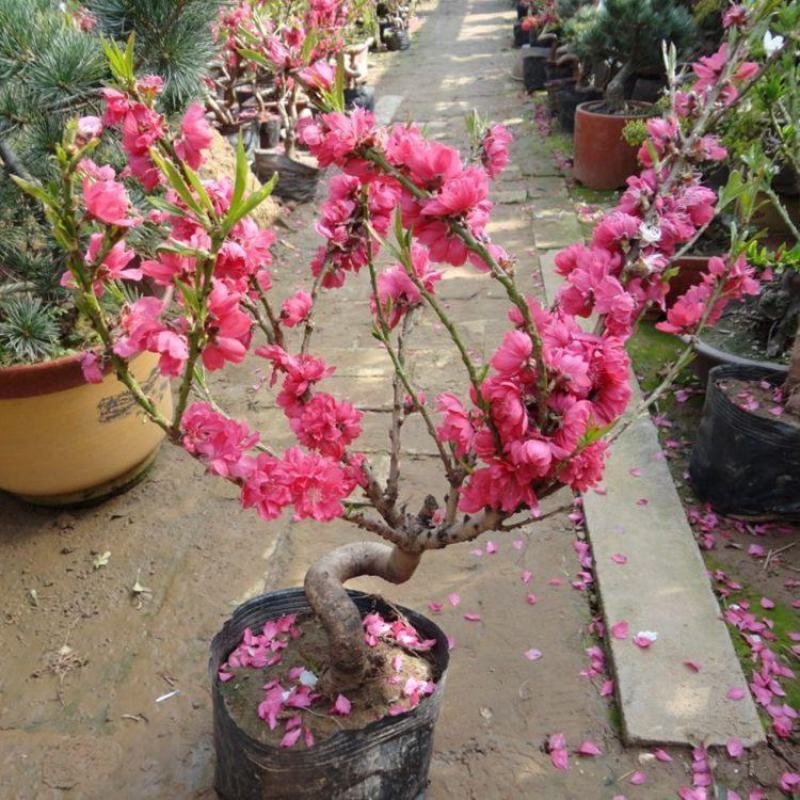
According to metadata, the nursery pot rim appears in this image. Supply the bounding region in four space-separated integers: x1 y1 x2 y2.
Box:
693 337 790 375
209 587 450 764
0 349 108 399
575 99 656 120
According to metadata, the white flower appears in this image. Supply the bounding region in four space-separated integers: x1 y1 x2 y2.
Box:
638 630 658 642
763 31 785 58
639 222 662 244
298 669 318 687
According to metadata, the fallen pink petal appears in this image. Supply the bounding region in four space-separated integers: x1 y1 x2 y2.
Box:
611 621 629 640
463 613 481 622
683 660 701 673
726 737 744 759
575 740 602 756
629 771 646 785
611 553 628 565
524 648 543 661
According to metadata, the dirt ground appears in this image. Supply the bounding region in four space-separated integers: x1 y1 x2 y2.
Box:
0 0 796 798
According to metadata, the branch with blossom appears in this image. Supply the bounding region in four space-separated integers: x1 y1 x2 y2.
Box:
15 1 783 700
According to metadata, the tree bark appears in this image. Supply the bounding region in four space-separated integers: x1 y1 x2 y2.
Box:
605 60 633 113
304 542 422 692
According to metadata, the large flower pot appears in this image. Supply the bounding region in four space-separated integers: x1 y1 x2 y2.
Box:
0 351 170 505
690 365 800 519
253 150 321 204
573 101 654 190
521 48 550 92
210 588 449 800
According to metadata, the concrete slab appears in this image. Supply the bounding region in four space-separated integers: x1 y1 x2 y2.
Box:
374 94 405 125
538 242 765 745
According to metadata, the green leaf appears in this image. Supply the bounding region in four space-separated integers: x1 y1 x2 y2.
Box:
229 134 249 222
237 47 272 70
222 174 278 236
182 163 214 215
149 149 205 219
174 279 199 313
148 196 190 218
10 176 55 209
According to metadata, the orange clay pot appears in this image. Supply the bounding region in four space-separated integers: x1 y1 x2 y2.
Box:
573 101 654 191
0 351 171 505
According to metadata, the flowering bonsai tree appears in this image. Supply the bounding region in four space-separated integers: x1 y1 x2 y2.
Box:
15 1 783 737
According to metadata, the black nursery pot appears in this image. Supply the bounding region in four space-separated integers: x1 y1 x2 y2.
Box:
384 27 411 51
260 118 281 150
344 85 376 112
690 365 800 519
545 62 572 82
516 2 529 19
556 87 601 133
522 54 548 92
210 588 450 800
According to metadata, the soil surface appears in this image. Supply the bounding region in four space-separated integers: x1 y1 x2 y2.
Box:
1 0 796 799
720 377 799 428
221 613 436 747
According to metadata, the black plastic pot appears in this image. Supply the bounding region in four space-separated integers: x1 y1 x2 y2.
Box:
556 87 601 133
253 151 321 203
690 365 800 519
344 85 376 112
516 2 529 19
218 119 260 156
211 588 450 800
512 22 527 48
631 77 664 103
545 62 572 83
384 27 411 51
260 118 281 150
523 54 548 92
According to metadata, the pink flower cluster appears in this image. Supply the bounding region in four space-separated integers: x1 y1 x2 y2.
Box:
439 299 629 512
657 255 759 335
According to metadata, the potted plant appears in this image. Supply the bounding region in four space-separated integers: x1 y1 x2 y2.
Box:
377 0 415 51
571 0 695 189
0 0 219 504
19 10 775 795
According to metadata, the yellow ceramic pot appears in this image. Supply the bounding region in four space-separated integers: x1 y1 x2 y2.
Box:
0 352 171 505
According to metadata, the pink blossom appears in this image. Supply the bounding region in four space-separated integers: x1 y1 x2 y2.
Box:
83 175 136 227
547 733 569 770
77 116 103 140
79 351 104 384
175 103 213 169
281 291 313 327
481 124 512 179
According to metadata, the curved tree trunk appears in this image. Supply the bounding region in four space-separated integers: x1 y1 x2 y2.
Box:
304 541 422 692
605 60 633 113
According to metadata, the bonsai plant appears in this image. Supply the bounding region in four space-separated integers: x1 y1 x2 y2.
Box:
16 6 777 795
684 3 800 517
0 0 221 504
571 0 696 189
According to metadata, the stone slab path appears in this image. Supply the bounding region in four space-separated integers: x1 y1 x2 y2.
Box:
0 0 767 797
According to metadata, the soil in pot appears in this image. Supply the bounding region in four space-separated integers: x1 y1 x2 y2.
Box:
572 101 655 190
696 295 792 376
219 612 436 748
690 365 800 518
211 589 449 800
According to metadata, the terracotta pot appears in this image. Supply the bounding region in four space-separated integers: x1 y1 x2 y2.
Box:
667 255 710 307
573 101 654 191
0 352 171 505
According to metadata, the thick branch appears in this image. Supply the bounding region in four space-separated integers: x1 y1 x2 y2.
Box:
304 542 421 691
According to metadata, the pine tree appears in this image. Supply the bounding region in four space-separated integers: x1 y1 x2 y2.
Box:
0 0 223 364
576 0 696 111
86 0 223 114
